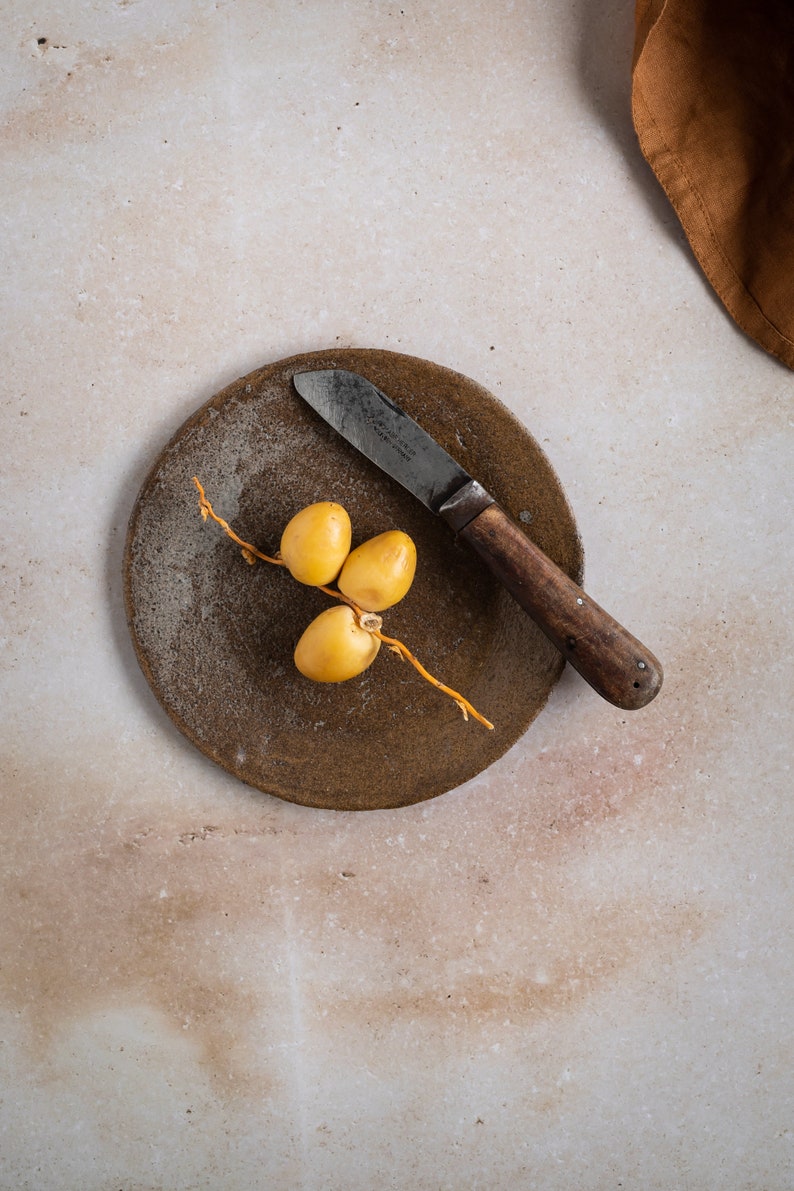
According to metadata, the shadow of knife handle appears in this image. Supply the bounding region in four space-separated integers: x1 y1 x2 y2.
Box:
455 503 663 710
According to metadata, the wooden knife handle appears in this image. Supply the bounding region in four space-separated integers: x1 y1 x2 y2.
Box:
456 503 663 709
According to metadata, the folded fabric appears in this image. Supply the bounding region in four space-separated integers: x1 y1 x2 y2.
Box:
632 0 794 369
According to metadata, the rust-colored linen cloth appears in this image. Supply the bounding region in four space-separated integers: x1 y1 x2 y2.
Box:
632 0 794 369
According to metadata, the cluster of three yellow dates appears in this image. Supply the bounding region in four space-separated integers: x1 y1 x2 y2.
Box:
280 502 416 684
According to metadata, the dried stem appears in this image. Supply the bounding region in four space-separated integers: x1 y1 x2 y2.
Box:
370 627 494 730
193 477 493 729
193 477 284 566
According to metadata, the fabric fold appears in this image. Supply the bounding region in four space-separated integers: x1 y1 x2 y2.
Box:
632 0 794 369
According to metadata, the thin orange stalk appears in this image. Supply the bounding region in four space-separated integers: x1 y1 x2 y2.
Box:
371 628 494 730
318 588 494 729
193 478 493 729
193 477 284 566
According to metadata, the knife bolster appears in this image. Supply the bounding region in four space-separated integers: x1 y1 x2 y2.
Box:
438 479 495 533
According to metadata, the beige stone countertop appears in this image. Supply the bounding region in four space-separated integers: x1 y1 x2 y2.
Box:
2 2 791 1188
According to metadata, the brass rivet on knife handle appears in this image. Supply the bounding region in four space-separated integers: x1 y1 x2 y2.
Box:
444 502 663 710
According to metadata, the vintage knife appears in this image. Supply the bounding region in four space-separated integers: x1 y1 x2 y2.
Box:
293 368 662 710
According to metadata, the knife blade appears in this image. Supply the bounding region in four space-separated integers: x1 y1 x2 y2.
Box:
293 368 662 710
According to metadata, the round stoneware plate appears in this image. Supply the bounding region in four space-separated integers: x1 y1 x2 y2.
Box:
123 348 583 810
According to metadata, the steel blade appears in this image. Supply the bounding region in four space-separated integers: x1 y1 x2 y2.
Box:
293 369 472 512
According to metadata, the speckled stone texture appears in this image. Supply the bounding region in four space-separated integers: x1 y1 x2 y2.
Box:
1 1 792 1189
124 348 583 809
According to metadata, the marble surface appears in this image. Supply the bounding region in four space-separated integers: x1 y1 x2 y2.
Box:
1 1 791 1188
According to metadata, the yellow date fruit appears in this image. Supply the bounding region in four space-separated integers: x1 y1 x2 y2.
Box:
294 604 381 682
338 530 417 611
279 501 352 586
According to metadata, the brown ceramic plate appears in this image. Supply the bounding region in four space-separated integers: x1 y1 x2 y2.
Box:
123 348 583 810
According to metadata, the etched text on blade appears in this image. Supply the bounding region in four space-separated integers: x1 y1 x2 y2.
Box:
293 369 470 511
